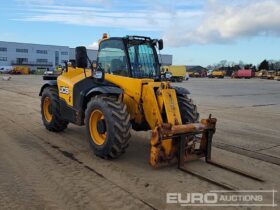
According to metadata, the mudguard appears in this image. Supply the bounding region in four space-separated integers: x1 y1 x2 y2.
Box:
39 80 57 96
78 86 123 110
85 86 123 97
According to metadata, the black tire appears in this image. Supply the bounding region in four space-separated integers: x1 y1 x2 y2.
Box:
177 77 183 82
177 95 199 123
85 95 131 159
41 87 68 132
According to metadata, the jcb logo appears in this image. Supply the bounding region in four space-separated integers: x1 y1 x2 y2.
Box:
59 86 69 95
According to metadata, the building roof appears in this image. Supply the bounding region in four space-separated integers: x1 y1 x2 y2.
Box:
0 40 68 48
186 65 207 72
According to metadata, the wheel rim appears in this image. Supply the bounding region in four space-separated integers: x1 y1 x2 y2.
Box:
43 96 52 122
89 110 107 145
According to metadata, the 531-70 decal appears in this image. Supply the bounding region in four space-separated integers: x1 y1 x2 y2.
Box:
59 86 69 95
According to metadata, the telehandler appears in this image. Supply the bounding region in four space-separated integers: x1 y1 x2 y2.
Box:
39 34 218 168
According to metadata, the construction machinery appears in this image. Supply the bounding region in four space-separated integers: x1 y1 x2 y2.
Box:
208 70 225 78
10 66 30 75
40 34 263 188
231 69 255 79
186 71 195 77
161 65 185 82
274 71 280 81
256 69 268 79
267 70 276 80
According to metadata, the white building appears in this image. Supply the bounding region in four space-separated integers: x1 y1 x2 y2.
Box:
0 41 172 71
0 41 69 71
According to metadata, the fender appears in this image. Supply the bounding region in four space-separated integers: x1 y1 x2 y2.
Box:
39 80 57 96
86 86 123 97
172 86 190 95
79 85 123 110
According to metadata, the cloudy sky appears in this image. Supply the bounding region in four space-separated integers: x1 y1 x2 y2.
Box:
1 0 280 66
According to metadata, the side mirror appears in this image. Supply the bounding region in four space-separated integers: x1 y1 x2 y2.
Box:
158 39 163 50
75 46 88 68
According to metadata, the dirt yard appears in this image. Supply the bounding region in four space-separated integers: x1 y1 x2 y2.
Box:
0 75 279 210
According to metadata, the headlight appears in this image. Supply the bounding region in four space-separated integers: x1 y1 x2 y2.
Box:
93 71 103 79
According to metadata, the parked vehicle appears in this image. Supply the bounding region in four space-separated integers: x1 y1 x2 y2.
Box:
44 70 54 75
186 71 195 77
193 71 207 78
207 70 213 77
256 70 268 79
274 71 280 81
231 69 255 79
208 70 225 78
267 71 276 80
161 65 185 82
0 66 13 74
9 66 30 75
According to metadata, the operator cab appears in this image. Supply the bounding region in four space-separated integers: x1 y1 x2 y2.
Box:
97 35 163 80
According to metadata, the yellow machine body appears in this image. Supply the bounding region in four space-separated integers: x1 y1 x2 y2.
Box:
211 70 225 77
56 66 216 166
57 67 91 106
46 34 217 167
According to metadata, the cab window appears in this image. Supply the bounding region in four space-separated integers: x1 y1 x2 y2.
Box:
97 40 128 76
128 43 157 78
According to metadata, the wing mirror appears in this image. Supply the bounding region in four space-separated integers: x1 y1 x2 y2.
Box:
158 39 163 50
75 46 88 68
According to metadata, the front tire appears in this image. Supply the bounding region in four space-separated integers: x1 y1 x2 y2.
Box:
85 96 131 159
177 95 199 123
41 87 68 132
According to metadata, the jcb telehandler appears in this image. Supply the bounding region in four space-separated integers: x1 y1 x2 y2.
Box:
40 34 218 168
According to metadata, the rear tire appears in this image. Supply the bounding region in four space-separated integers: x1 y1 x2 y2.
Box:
85 96 131 159
41 87 68 132
177 95 199 123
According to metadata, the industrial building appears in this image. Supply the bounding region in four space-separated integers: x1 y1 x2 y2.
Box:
0 41 172 71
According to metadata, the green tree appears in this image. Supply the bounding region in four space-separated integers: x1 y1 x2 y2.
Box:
258 60 269 70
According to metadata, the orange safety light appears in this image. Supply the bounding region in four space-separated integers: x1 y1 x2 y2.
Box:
102 33 108 39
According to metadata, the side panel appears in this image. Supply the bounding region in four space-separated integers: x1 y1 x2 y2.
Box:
168 66 186 77
57 68 92 107
59 99 79 124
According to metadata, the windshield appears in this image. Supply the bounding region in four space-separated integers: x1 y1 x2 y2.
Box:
127 43 158 78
